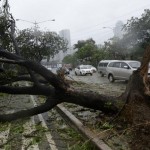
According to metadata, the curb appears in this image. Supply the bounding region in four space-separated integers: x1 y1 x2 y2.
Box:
56 104 112 150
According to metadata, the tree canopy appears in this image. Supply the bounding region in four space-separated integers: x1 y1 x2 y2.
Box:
16 29 68 62
73 38 100 66
124 9 150 47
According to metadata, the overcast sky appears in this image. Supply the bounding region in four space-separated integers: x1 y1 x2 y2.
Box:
8 0 150 46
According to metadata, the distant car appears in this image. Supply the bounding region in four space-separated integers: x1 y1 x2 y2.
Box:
56 67 70 75
75 65 93 76
86 65 97 73
43 65 52 71
47 67 52 71
64 64 72 71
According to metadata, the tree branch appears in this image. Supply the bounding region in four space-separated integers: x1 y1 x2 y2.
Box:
0 84 54 96
0 96 59 122
0 50 70 90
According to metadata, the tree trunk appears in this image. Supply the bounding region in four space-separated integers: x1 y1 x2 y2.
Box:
119 45 150 149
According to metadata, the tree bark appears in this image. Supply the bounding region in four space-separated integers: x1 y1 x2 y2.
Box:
118 45 150 149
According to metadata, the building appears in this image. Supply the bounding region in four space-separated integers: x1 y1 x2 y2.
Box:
59 29 71 48
113 20 124 39
53 29 72 63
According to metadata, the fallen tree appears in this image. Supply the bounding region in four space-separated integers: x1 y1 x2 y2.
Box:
0 46 150 149
0 1 150 149
0 44 150 119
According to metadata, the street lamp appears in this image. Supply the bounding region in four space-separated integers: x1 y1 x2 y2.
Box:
16 19 55 46
16 18 55 39
16 19 55 29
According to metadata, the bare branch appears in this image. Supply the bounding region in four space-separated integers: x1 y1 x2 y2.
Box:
0 84 54 96
0 96 59 122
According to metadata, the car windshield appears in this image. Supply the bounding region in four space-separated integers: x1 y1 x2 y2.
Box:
86 65 92 68
129 62 141 68
80 66 89 69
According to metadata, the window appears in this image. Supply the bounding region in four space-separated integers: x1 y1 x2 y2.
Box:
99 63 103 67
121 62 129 68
108 62 114 67
129 62 141 68
104 63 108 67
113 62 120 68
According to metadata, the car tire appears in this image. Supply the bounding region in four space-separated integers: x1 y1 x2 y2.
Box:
90 73 93 76
108 74 115 82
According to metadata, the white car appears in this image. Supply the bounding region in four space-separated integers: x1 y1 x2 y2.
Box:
86 65 97 73
43 65 52 71
75 65 93 76
46 67 52 71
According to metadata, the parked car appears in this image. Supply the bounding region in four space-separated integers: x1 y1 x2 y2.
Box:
47 67 52 71
64 64 72 71
106 60 141 82
43 65 52 71
86 65 97 73
56 67 70 75
75 65 93 76
97 60 116 77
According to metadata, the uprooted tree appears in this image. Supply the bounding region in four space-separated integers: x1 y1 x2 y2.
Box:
0 1 150 149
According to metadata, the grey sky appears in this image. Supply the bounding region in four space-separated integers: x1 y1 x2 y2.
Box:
8 0 150 46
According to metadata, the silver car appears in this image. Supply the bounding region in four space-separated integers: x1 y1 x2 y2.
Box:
106 60 141 82
97 60 116 77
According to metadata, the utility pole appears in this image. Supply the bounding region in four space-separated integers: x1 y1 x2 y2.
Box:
16 18 55 45
16 19 55 31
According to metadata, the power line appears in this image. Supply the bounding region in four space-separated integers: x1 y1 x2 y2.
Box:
71 3 150 35
71 3 150 44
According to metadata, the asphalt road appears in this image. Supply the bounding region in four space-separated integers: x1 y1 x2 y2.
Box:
67 70 109 84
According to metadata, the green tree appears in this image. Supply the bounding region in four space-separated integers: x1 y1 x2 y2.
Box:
91 47 110 66
16 29 68 62
62 54 78 67
0 2 17 53
103 37 128 60
74 38 97 64
124 9 150 45
74 38 95 49
123 9 150 52
74 39 111 66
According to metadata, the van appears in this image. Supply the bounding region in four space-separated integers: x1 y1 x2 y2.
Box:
148 63 150 77
106 60 141 82
97 60 116 77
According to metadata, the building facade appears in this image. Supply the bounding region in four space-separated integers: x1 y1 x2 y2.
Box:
53 29 72 63
113 20 124 39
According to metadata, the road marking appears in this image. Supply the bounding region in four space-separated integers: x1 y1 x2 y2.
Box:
0 124 11 150
22 117 39 150
29 95 58 150
0 110 14 150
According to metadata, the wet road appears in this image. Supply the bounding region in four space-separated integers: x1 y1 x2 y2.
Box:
67 70 109 84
